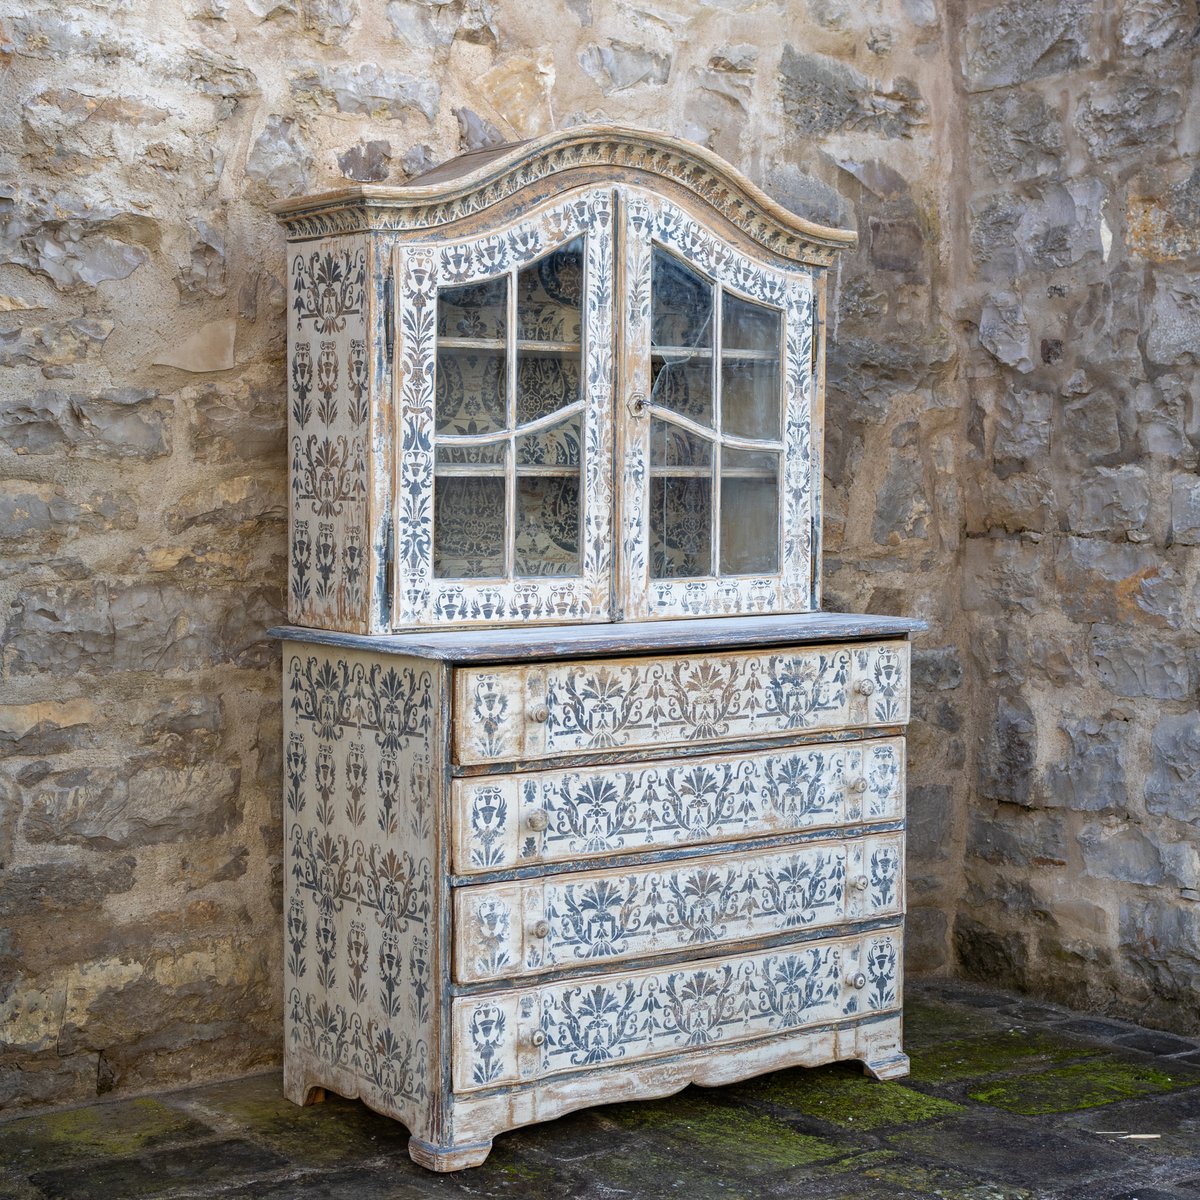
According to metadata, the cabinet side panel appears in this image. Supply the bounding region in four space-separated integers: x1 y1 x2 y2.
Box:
287 235 374 633
282 642 440 1138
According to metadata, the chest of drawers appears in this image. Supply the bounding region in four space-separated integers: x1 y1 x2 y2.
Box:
276 613 921 1170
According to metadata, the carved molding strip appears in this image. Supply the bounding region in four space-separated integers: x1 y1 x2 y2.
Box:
272 125 857 266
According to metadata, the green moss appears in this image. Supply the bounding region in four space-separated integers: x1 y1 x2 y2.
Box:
852 1150 1034 1199
604 1093 844 1173
903 999 1009 1050
908 1029 1106 1086
0 1098 212 1169
181 1075 408 1166
732 1063 965 1130
969 1058 1200 1116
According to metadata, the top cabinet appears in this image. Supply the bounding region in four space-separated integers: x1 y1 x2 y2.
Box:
275 127 855 634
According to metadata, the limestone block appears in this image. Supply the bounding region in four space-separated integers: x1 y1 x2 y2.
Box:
0 388 169 458
579 41 670 93
1044 716 1129 813
778 46 926 139
1145 276 1200 367
1170 472 1200 544
1091 626 1194 700
964 0 1092 91
1065 466 1150 535
291 64 439 121
1075 79 1183 161
970 91 1065 182
152 319 235 373
1145 713 1200 821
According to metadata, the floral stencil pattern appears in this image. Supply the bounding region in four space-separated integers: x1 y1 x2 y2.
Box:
451 930 901 1092
456 641 909 764
284 646 435 1129
455 737 904 873
288 239 372 630
454 832 903 983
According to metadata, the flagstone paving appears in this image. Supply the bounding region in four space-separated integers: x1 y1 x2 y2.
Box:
3 980 1200 1200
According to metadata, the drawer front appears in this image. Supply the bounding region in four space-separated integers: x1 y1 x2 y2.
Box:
454 640 909 765
453 737 904 874
451 928 902 1092
454 831 903 984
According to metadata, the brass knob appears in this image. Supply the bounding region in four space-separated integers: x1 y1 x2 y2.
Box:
530 704 550 723
530 1029 546 1047
852 875 869 892
850 778 868 794
855 679 875 697
526 809 549 832
848 972 867 990
627 392 648 418
532 919 550 939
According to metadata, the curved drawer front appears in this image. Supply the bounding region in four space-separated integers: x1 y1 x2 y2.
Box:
454 640 909 765
451 928 902 1093
453 736 904 874
454 831 903 984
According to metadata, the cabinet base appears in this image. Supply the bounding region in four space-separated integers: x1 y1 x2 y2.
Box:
408 1136 493 1172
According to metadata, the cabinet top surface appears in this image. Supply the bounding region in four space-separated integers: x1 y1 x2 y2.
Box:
270 124 857 258
270 612 926 663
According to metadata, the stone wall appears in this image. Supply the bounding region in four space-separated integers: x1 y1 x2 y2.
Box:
0 0 1190 1116
955 0 1200 1033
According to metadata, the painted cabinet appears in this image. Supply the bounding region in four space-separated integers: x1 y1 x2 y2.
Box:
273 126 924 1172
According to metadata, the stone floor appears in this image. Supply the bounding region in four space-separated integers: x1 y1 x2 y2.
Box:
4 981 1200 1200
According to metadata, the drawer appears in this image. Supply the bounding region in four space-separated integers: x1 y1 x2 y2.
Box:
453 640 909 765
450 927 902 1092
454 831 903 983
453 736 904 874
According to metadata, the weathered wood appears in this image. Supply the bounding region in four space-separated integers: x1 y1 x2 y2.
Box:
275 128 915 1175
450 734 905 874
269 612 926 663
453 832 903 984
453 640 910 765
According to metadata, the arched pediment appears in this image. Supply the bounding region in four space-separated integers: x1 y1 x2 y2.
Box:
272 125 857 266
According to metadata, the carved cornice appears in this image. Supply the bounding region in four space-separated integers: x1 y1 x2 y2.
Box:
271 125 857 266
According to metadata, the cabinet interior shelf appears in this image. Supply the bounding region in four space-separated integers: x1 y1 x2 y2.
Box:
435 464 579 477
652 346 780 364
438 338 582 355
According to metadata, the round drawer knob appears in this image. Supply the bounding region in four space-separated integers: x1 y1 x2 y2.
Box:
855 679 876 697
532 919 551 939
530 1029 547 1047
530 704 550 723
526 809 549 832
852 875 869 892
850 778 868 794
848 972 867 990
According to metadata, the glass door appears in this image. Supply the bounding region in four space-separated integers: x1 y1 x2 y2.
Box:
619 189 818 620
392 190 614 627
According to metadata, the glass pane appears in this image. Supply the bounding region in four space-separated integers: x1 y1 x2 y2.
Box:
517 414 582 467
436 348 506 436
722 360 781 442
436 442 506 466
723 292 781 352
652 353 713 426
517 350 580 425
650 477 712 578
722 294 782 441
720 448 779 575
515 476 580 576
652 249 712 349
433 474 506 577
650 418 712 468
518 238 584 344
437 277 507 340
